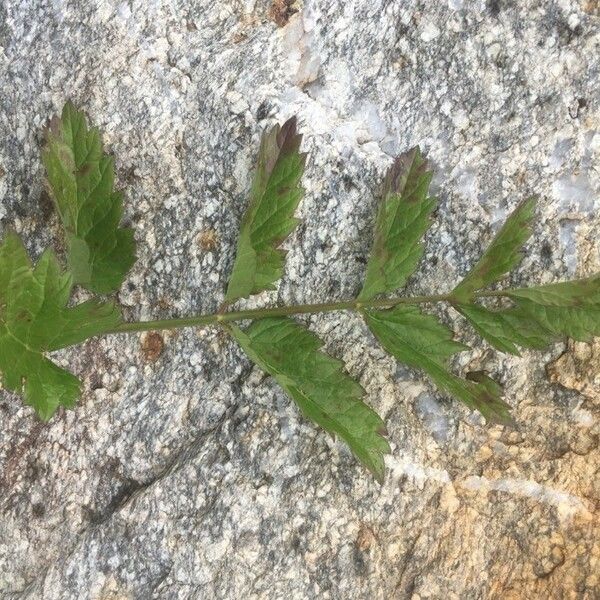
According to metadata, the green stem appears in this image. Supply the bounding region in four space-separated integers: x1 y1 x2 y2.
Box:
108 287 519 336
108 292 454 335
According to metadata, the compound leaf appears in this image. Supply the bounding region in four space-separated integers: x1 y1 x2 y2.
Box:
452 197 536 302
229 317 390 481
225 118 306 304
42 101 136 294
359 148 436 301
365 306 513 426
0 232 121 420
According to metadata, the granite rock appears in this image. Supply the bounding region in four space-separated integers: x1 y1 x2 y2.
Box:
0 0 599 598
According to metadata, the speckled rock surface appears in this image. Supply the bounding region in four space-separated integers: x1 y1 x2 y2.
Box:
0 1 599 598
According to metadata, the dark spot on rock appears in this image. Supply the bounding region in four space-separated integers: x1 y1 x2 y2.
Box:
540 241 552 263
0 4 9 46
428 489 442 509
491 134 512 152
89 372 104 390
404 577 417 597
268 0 297 27
119 164 138 185
31 503 45 517
141 331 165 363
569 97 587 119
314 564 334 592
86 478 144 525
557 21 582 46
342 174 354 191
256 101 270 121
487 0 501 17
493 52 507 69
27 461 40 482
353 545 368 576
21 183 30 200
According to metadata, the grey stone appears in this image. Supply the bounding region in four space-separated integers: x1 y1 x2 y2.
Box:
0 0 598 598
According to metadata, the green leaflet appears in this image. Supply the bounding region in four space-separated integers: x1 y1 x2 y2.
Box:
452 198 536 302
42 101 136 294
452 201 600 354
455 303 550 355
0 233 121 419
457 277 600 354
224 118 306 304
359 148 436 301
506 276 600 306
364 306 513 426
229 317 390 481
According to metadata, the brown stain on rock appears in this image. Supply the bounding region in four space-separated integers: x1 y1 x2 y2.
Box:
197 229 219 251
140 332 165 363
269 0 298 27
355 524 376 551
581 0 599 15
